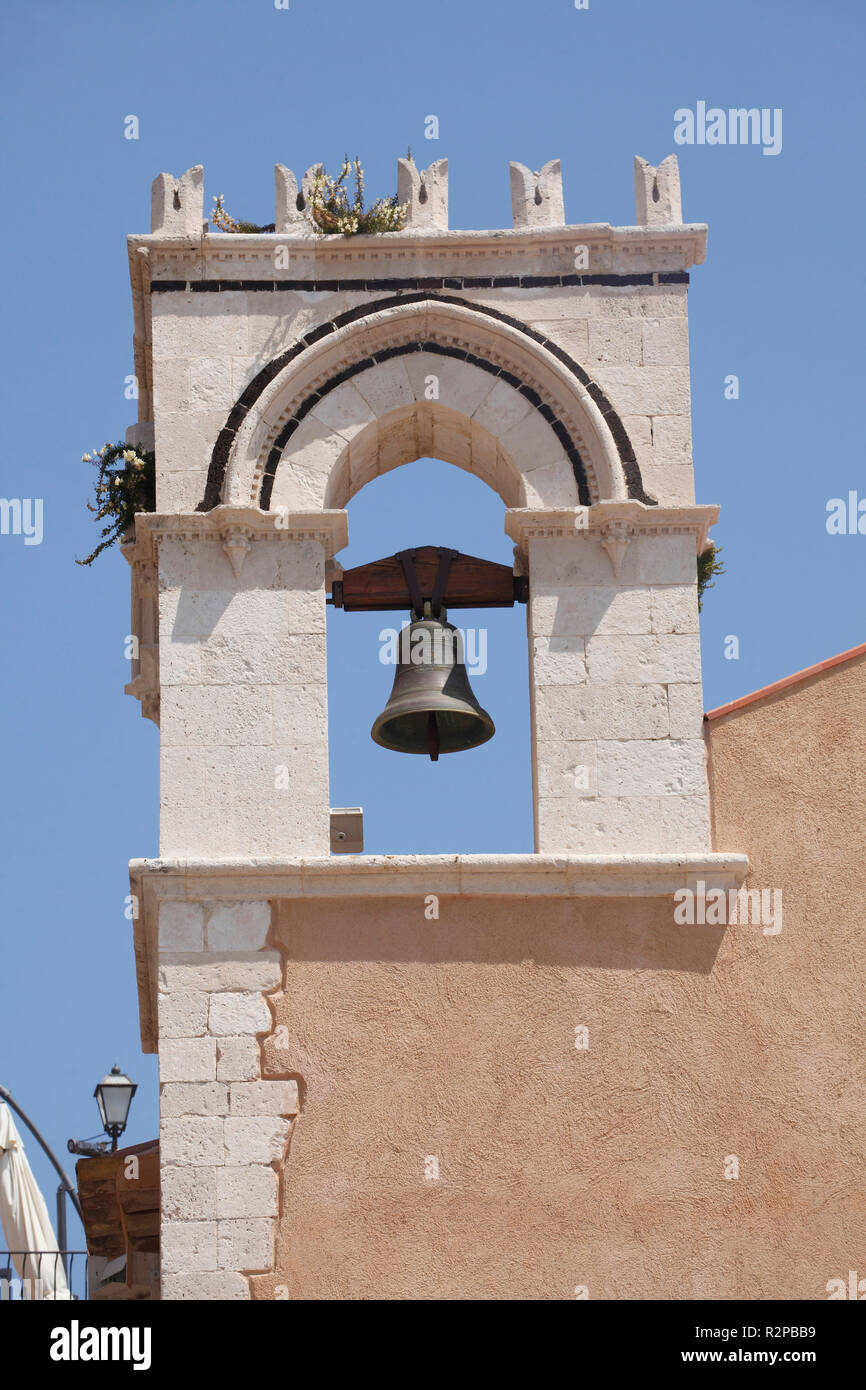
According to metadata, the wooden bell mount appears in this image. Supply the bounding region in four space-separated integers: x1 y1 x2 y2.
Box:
329 546 528 615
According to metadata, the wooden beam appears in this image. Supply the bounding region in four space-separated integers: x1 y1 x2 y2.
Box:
334 546 526 613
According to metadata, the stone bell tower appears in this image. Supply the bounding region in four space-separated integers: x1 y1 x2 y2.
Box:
125 153 748 1299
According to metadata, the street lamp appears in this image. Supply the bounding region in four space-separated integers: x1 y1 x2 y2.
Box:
93 1066 137 1152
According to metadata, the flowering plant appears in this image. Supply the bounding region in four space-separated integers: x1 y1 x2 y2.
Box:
306 156 408 236
697 544 725 611
77 442 155 565
210 155 408 238
211 195 274 234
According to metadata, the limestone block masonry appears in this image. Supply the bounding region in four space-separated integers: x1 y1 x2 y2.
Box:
156 898 298 1299
123 153 745 1298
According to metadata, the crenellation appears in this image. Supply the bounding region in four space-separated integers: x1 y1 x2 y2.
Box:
151 165 204 237
397 156 448 230
510 158 565 228
274 163 320 237
634 154 683 226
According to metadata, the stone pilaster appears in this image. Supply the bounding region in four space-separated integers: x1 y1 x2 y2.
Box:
126 508 347 858
507 504 716 854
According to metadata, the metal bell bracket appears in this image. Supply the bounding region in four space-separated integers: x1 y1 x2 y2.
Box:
398 547 456 620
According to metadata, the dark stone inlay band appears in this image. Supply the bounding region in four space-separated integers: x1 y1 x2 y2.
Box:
153 270 688 294
191 291 660 510
257 340 595 510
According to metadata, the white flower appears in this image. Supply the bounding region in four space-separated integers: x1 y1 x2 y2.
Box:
82 453 91 462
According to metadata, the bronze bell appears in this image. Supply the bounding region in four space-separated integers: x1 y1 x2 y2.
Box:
371 615 495 761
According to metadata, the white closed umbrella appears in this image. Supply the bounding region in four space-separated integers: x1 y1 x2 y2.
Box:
0 1101 71 1300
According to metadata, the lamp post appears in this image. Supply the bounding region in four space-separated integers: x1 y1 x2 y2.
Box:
93 1066 137 1153
68 1065 138 1156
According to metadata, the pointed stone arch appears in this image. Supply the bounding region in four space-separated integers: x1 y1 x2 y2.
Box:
200 295 655 512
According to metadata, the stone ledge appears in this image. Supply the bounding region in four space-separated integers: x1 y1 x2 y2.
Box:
132 850 747 897
505 502 719 555
131 851 748 1054
130 221 708 268
125 506 349 565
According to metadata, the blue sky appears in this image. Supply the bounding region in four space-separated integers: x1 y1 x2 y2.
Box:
0 0 863 1258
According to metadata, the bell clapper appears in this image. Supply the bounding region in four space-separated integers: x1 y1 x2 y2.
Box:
426 711 440 762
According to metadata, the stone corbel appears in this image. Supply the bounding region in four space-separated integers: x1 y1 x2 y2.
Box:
505 503 720 573
132 506 349 562
598 519 637 577
222 530 252 578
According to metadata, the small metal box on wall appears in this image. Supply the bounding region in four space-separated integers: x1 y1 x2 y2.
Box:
329 807 364 854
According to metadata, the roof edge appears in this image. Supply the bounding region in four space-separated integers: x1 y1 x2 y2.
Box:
705 642 866 722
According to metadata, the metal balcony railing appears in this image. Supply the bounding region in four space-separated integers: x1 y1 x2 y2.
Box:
0 1251 88 1301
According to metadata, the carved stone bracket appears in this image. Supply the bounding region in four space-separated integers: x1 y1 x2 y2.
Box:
598 519 637 577
130 506 349 565
505 501 719 572
222 531 251 578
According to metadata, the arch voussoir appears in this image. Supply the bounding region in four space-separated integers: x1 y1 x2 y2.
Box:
204 295 653 513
